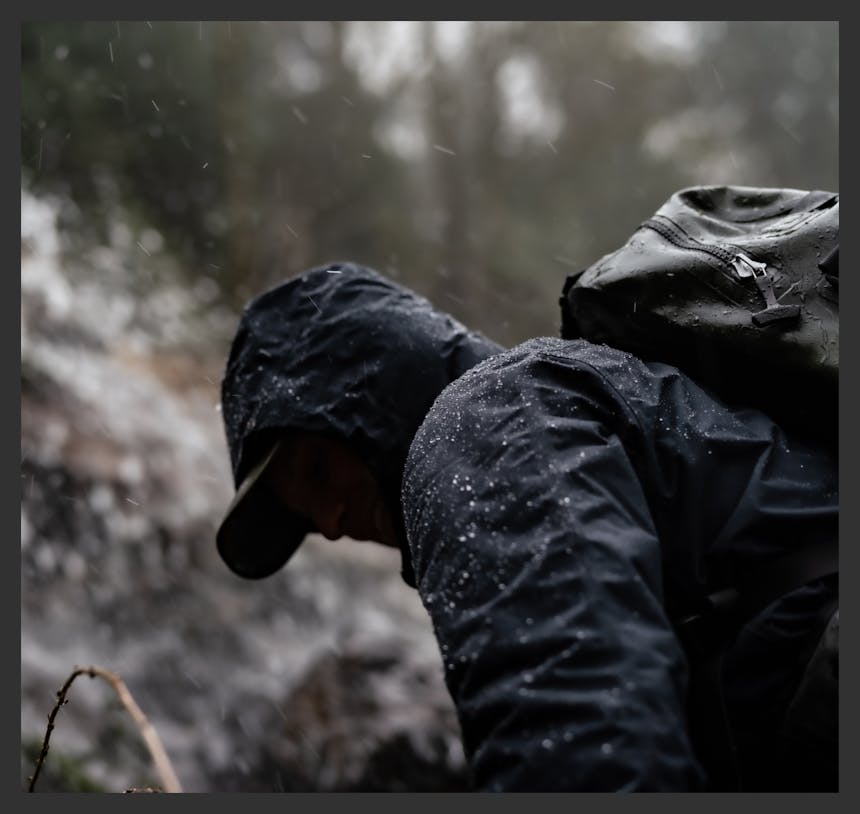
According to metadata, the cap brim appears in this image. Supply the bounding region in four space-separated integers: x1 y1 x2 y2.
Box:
216 440 312 579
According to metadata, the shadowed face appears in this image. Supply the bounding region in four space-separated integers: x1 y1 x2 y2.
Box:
262 432 398 549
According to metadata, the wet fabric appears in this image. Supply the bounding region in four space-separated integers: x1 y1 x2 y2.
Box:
219 263 502 583
559 185 839 448
721 577 838 790
402 337 838 791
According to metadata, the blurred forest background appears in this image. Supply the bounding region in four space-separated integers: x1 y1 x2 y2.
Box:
21 21 838 792
22 20 839 346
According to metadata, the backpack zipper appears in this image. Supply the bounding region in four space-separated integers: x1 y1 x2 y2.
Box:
730 253 786 319
642 215 738 268
642 216 800 327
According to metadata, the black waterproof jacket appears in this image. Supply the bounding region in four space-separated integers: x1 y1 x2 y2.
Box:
222 264 837 791
402 337 837 791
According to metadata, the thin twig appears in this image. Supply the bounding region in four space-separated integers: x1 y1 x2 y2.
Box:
28 665 182 793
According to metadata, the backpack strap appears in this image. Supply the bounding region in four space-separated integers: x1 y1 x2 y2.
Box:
732 539 838 621
674 539 838 790
690 539 838 631
674 539 838 635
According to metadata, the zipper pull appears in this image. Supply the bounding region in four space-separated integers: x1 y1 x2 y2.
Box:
733 252 800 328
732 252 768 279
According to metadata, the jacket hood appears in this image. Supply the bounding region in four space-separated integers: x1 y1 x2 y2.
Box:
217 262 502 584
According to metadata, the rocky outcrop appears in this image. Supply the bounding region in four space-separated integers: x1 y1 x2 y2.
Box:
21 190 468 792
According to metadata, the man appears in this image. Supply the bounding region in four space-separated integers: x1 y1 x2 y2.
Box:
216 263 837 791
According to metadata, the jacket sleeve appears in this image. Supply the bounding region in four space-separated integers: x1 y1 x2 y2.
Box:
401 350 706 791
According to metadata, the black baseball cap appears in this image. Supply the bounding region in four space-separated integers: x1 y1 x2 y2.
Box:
215 438 313 579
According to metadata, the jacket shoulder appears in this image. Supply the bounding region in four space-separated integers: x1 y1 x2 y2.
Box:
424 337 649 418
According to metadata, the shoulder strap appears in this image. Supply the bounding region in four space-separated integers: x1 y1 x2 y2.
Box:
674 539 839 635
721 539 838 624
675 539 838 791
739 539 838 617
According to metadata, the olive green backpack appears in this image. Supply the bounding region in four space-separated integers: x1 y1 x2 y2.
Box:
560 185 838 446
